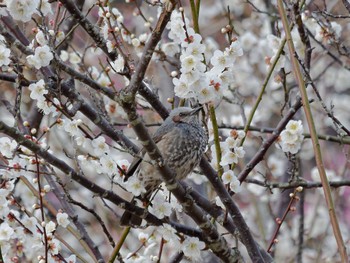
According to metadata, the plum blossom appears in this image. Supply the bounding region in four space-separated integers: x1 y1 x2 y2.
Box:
36 99 57 115
45 221 56 234
65 255 76 263
110 55 125 73
64 119 83 137
115 159 130 182
148 192 172 219
173 77 192 98
278 119 304 154
0 222 14 241
91 136 110 156
0 196 10 219
210 50 232 73
222 170 242 193
182 236 205 261
167 11 188 42
156 224 179 242
27 45 53 69
123 176 146 196
22 216 38 234
48 238 61 255
99 155 117 176
169 10 242 104
222 170 236 184
0 45 11 66
229 178 242 193
183 41 206 60
197 86 216 104
56 212 70 228
161 42 180 57
0 137 17 158
28 79 48 101
35 30 47 45
38 0 52 16
6 0 39 22
220 147 245 166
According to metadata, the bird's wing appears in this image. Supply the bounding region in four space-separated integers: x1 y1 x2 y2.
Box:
124 132 166 181
124 149 144 180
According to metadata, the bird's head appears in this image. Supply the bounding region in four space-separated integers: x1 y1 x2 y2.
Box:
169 106 202 124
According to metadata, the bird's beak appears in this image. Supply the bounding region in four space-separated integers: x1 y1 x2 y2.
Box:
190 106 203 115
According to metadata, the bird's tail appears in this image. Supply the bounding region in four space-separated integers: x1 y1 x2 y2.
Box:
120 196 144 226
120 210 143 226
120 190 154 226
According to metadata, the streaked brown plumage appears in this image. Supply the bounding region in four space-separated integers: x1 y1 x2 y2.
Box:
120 107 208 226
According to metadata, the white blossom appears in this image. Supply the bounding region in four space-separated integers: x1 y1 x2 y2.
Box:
91 136 109 156
0 222 14 241
149 193 172 219
286 120 303 134
36 99 54 115
278 119 304 154
28 79 48 101
156 224 179 242
173 77 192 98
48 238 61 255
64 119 83 137
182 237 205 261
123 176 146 196
0 137 17 158
35 30 47 45
27 45 53 69
115 159 130 179
220 147 245 166
0 196 9 219
215 196 225 209
65 255 76 263
183 41 206 60
224 40 243 60
38 0 52 16
210 50 231 73
69 53 81 64
0 45 11 66
280 141 302 154
6 0 39 22
110 55 125 73
222 170 236 184
180 55 198 73
280 130 298 144
60 50 69 62
45 221 56 234
197 86 216 104
99 155 117 176
57 212 70 228
161 42 180 57
22 216 38 234
229 177 242 193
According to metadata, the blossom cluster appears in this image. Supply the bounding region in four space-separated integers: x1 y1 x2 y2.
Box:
167 11 243 104
124 225 205 262
28 79 61 115
277 120 304 154
0 35 11 67
0 162 73 262
6 0 51 22
266 13 342 76
0 0 348 262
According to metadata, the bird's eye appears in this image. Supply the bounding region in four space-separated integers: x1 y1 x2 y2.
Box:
179 112 185 117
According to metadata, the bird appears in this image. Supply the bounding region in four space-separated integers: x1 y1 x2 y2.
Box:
120 106 208 226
